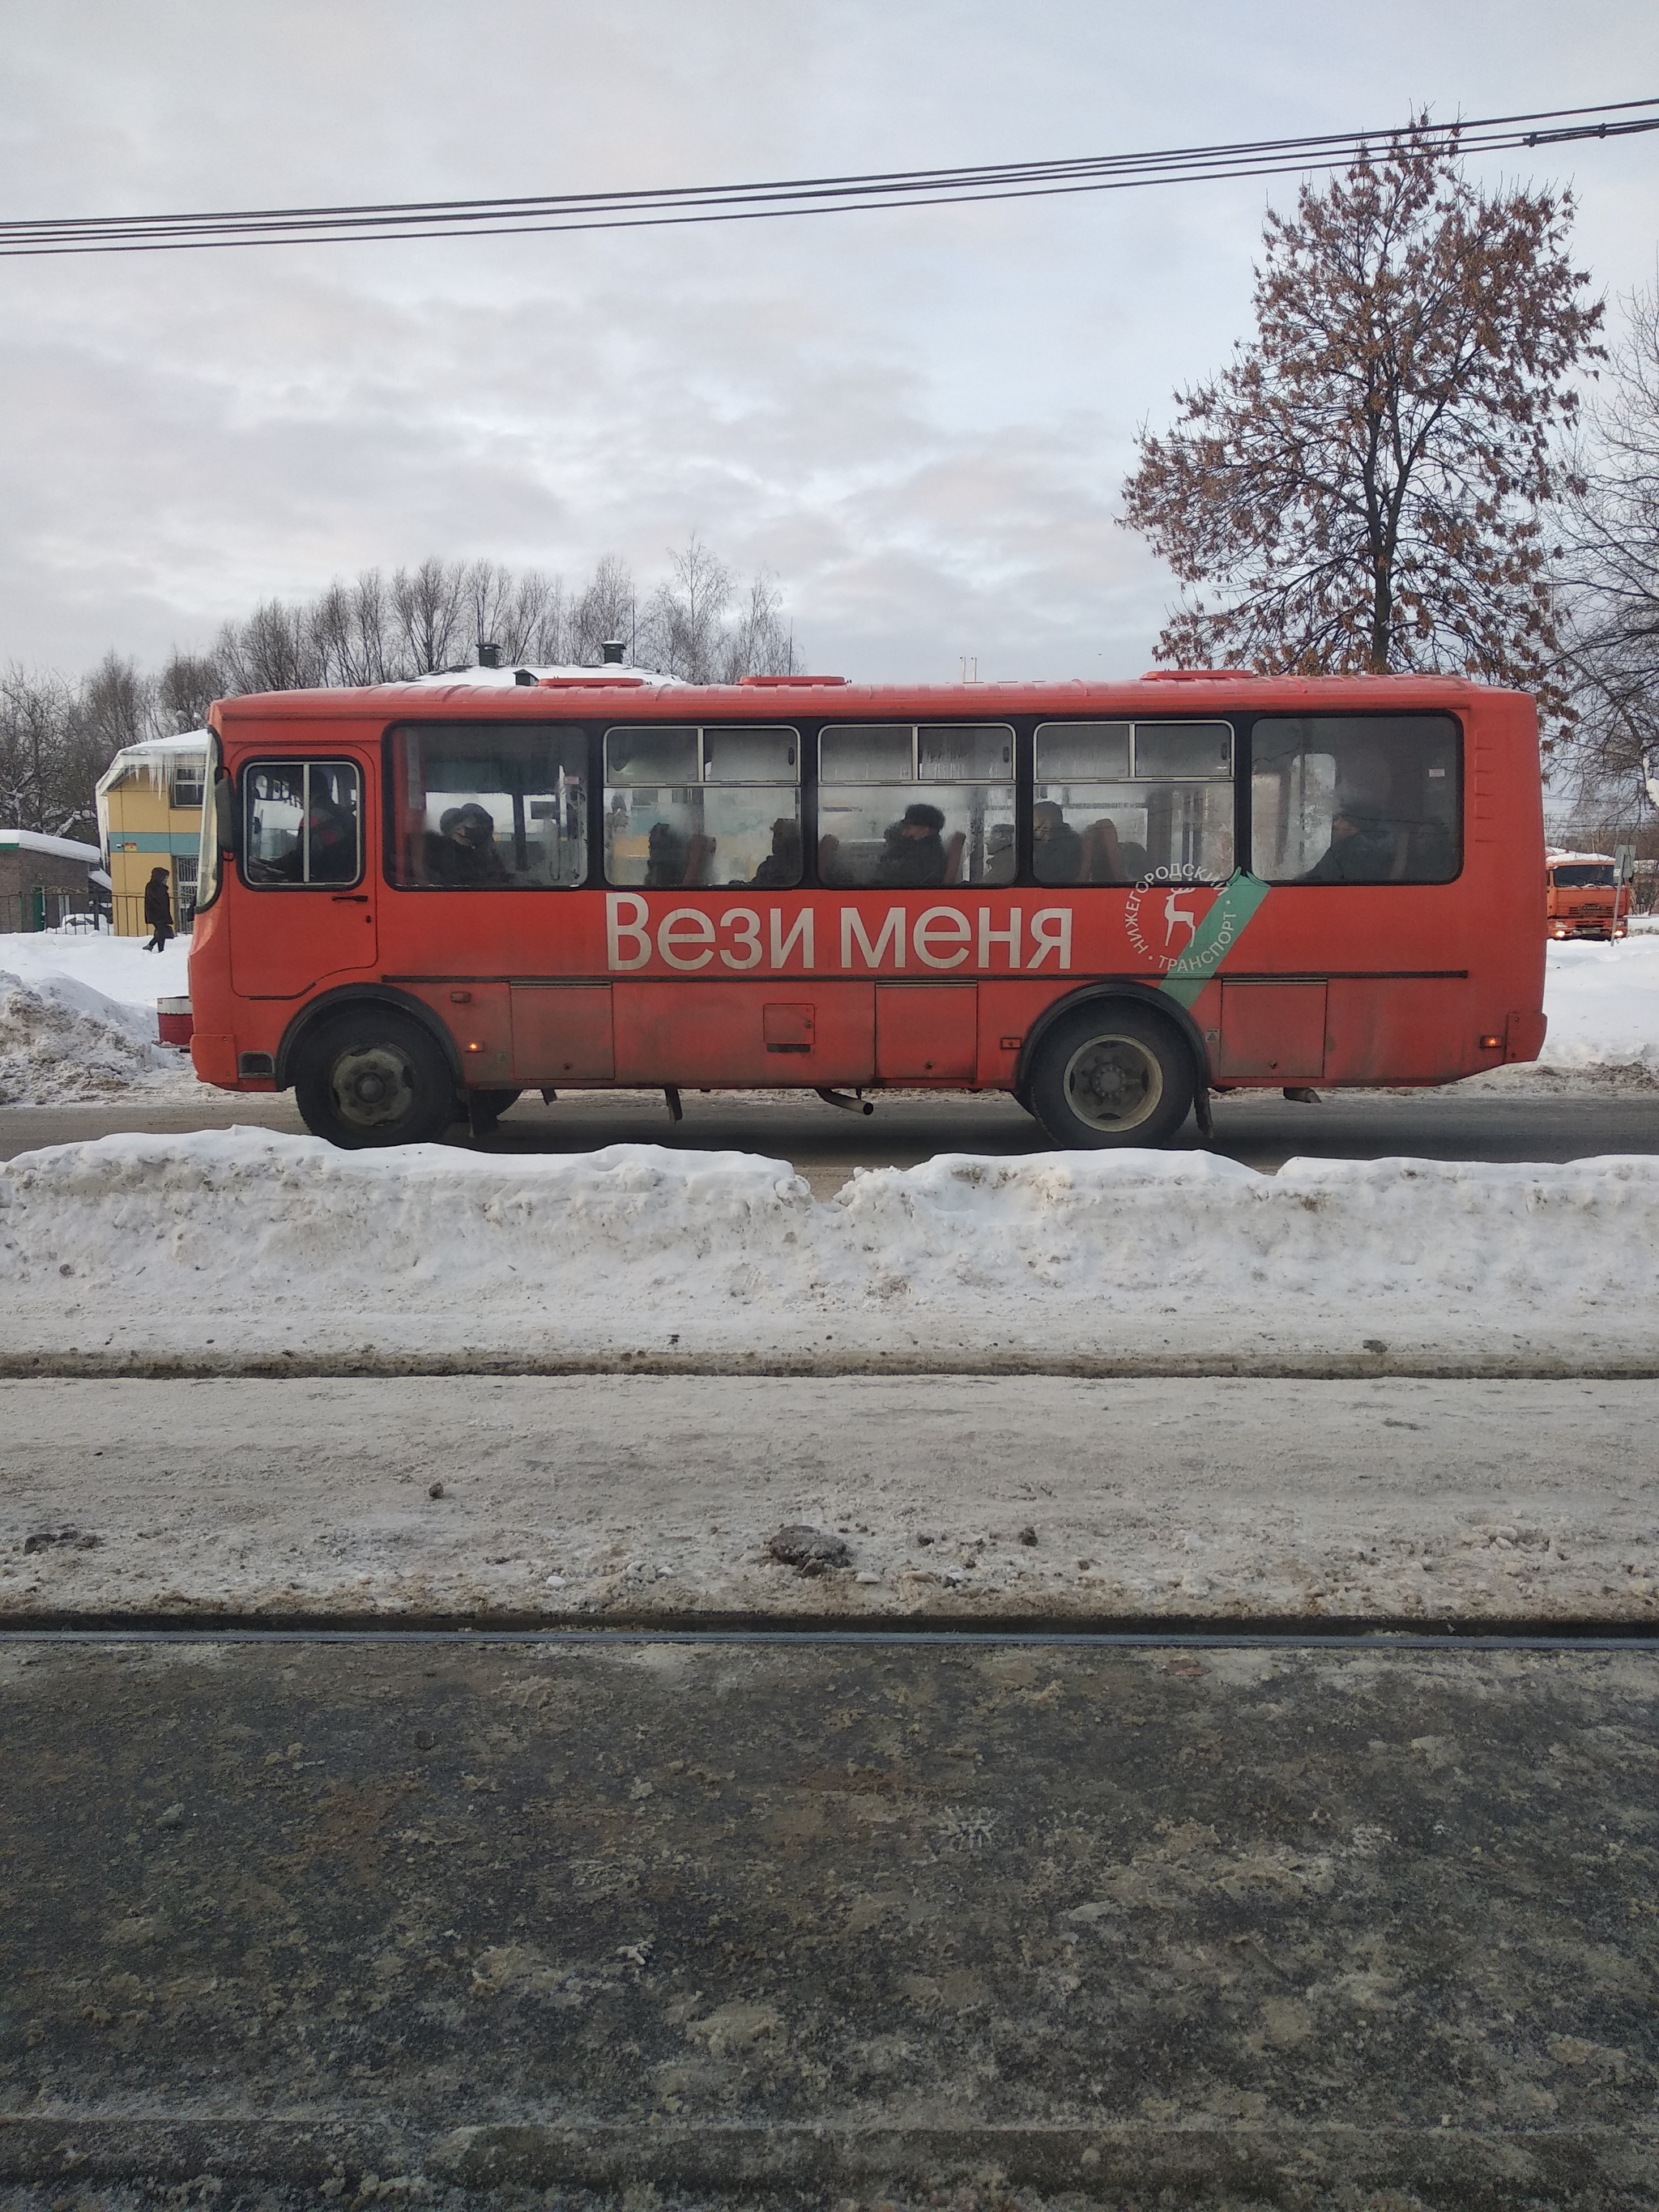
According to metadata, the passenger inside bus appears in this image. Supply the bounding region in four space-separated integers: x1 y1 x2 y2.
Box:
983 821 1015 883
1032 800 1085 884
1299 762 1402 883
425 803 508 886
645 822 693 887
749 817 803 887
875 803 950 887
1082 819 1129 881
1253 716 1458 884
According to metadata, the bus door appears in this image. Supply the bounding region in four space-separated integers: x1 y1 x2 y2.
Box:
231 757 377 998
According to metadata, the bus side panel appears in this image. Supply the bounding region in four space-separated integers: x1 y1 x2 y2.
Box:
395 980 513 1089
1323 977 1474 1085
612 982 876 1085
1218 981 1327 1084
975 981 1074 1088
510 983 615 1082
875 984 979 1080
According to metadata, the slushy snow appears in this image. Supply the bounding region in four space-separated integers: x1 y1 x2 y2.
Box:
4 1371 1655 1625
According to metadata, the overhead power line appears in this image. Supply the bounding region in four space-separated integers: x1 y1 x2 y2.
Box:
3 96 1656 258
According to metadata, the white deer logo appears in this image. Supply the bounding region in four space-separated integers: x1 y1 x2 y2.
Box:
1164 890 1199 949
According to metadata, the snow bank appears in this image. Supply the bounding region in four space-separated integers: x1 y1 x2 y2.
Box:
0 927 190 1007
0 931 194 1105
4 1132 1656 1370
1535 932 1659 1077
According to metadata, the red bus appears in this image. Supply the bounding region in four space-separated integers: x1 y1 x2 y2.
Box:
186 670 1546 1149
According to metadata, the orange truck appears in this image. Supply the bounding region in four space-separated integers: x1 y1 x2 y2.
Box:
1545 850 1627 941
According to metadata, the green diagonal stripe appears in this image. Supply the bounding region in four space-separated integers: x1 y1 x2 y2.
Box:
1157 871 1272 1008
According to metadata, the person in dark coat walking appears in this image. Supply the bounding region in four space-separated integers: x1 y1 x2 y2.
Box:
143 867 174 951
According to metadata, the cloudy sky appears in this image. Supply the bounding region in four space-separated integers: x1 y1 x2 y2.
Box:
2 0 1657 682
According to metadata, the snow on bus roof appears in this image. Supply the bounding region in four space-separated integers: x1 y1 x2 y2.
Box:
406 662 683 689
1546 849 1616 865
217 671 1513 721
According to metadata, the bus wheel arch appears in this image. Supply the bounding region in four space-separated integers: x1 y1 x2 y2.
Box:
1019 986 1208 1149
275 986 462 1094
284 992 461 1149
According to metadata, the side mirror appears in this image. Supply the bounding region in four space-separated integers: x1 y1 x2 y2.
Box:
214 775 236 855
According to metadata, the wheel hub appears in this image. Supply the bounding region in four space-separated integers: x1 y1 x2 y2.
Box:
330 1043 416 1130
1063 1034 1163 1133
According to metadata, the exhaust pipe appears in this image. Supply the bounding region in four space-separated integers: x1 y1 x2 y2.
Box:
816 1088 875 1116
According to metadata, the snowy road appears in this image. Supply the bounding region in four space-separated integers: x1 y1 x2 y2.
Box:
6 1374 1656 1626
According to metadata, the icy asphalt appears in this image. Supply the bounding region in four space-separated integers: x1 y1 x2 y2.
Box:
2 1631 1657 2209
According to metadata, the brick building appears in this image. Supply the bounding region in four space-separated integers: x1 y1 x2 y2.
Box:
0 829 107 933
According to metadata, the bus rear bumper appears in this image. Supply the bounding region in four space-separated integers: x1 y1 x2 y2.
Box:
1505 1010 1547 1063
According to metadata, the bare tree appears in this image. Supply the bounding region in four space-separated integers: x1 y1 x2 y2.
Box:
462 560 518 663
307 571 397 687
58 654 158 835
0 666 70 833
719 570 795 681
78 651 156 755
507 571 574 665
158 650 224 732
389 558 469 676
0 659 145 839
214 598 325 694
1121 121 1603 733
1555 277 1659 813
642 535 736 681
571 553 638 664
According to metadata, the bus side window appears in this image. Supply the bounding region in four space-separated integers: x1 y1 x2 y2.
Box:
1250 715 1460 884
1032 720 1233 885
241 760 362 888
603 725 801 889
386 724 588 889
817 723 1014 888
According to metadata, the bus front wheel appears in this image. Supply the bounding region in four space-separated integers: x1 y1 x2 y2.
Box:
1027 1002 1196 1148
294 1012 456 1149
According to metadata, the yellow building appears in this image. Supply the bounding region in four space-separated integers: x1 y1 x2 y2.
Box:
96 731 210 936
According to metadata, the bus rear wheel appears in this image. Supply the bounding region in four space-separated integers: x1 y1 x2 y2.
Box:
1027 1001 1196 1148
294 1011 456 1149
